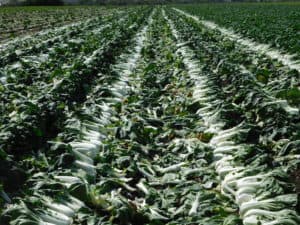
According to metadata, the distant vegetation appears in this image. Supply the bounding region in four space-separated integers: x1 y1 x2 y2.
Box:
17 0 64 5
3 0 298 6
3 0 64 5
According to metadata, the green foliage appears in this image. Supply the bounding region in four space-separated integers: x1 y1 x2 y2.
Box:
277 87 300 105
177 2 300 58
0 4 300 225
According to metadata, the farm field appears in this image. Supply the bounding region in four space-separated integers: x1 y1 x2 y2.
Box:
176 2 300 58
0 6 109 41
0 3 300 225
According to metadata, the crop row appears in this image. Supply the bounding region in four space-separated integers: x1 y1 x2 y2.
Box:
0 6 109 41
1 9 241 225
0 9 122 68
176 3 300 58
0 7 148 153
1 6 299 225
173 8 300 108
166 7 300 225
0 6 151 213
1 8 154 224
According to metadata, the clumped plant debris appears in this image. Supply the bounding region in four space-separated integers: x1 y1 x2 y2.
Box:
0 3 300 225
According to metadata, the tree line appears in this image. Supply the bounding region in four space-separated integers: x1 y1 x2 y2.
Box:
4 0 299 6
6 0 64 5
3 0 220 6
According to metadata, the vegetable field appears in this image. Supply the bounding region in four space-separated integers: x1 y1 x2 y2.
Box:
0 3 300 225
0 6 107 41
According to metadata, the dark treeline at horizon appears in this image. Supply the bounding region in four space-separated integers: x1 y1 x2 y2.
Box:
3 0 300 6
